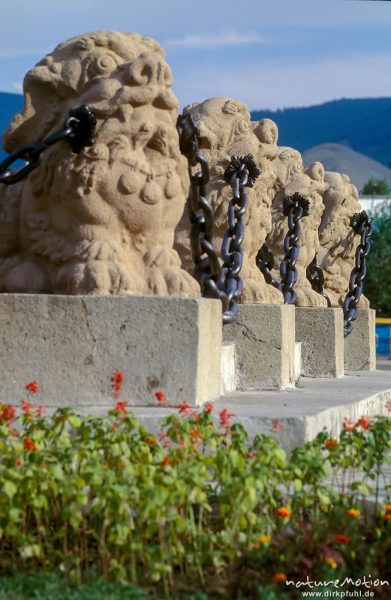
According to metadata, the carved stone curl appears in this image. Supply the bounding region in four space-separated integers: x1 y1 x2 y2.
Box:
0 31 199 297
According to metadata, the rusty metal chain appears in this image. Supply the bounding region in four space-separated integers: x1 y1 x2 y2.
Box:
306 254 331 306
0 105 96 185
343 210 372 337
256 192 310 304
177 113 260 324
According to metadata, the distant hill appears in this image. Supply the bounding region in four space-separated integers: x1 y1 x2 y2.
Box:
251 97 391 168
0 91 24 161
302 143 391 192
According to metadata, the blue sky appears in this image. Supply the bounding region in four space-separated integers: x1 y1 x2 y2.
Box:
0 0 390 110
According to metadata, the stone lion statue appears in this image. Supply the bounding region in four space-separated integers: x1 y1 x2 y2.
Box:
174 97 283 304
265 146 328 307
0 30 198 296
318 171 369 307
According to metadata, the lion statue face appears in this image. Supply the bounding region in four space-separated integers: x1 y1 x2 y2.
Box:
0 31 199 298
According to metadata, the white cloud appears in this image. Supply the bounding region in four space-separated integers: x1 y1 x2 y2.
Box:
12 81 23 92
165 32 268 48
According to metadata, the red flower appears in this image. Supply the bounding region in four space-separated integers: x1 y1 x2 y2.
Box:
277 506 292 519
146 436 156 446
158 431 171 447
111 370 124 397
219 408 236 430
204 402 214 414
325 438 338 450
35 405 46 417
25 380 39 394
21 399 34 414
177 401 192 415
113 401 128 414
335 533 349 544
355 415 371 430
23 437 37 452
342 417 355 431
272 572 287 584
155 390 169 407
189 429 203 444
161 455 173 467
386 399 391 413
270 418 283 433
0 404 16 422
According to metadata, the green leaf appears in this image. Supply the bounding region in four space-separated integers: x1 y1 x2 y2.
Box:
293 478 302 491
3 480 17 499
68 414 82 429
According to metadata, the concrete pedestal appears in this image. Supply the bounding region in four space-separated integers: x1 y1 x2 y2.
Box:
344 308 376 372
296 307 344 378
0 294 222 407
223 304 295 390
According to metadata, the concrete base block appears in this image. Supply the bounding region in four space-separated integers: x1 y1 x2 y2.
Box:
294 342 302 383
220 342 237 395
345 308 376 372
0 294 222 407
223 304 295 390
296 307 344 378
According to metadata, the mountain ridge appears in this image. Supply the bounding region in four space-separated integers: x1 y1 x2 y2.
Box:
302 143 391 192
251 97 391 168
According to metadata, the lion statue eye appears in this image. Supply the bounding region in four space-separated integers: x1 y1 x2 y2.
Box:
223 100 241 115
88 54 118 78
162 64 173 86
235 119 250 135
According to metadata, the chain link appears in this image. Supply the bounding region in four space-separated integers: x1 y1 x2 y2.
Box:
306 254 331 306
256 192 310 304
0 105 96 185
343 210 372 337
177 113 261 324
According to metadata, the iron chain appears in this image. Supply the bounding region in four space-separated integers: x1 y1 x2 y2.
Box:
306 254 331 306
256 192 310 304
177 113 260 324
0 105 96 185
343 211 372 337
219 155 261 323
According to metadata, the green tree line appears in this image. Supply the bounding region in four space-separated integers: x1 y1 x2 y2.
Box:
365 201 391 316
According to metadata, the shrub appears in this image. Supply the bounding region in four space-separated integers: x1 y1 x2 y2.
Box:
0 388 390 599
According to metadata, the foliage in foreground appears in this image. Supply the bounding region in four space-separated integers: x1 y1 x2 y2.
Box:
0 570 150 600
0 385 390 599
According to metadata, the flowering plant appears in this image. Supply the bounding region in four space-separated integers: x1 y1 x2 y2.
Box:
0 386 389 599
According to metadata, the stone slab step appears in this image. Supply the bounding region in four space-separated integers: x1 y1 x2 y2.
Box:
69 369 391 454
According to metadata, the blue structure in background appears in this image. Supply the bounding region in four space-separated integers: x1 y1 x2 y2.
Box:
376 320 391 356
